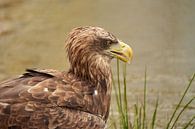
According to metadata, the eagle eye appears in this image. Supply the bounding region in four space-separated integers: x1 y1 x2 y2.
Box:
106 40 112 45
101 39 113 49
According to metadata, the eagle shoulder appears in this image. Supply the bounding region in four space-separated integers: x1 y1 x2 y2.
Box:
0 69 104 129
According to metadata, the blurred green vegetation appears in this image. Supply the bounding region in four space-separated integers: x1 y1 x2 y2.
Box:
109 60 195 129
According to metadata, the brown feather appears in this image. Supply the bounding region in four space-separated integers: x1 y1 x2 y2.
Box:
0 26 118 129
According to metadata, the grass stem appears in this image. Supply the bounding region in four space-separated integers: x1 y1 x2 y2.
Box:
166 73 195 129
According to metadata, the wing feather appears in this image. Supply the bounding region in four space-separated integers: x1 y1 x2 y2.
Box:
0 69 104 128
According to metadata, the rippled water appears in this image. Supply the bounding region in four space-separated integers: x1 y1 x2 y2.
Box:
0 0 194 128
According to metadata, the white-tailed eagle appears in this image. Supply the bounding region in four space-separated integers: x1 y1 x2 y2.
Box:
0 26 133 129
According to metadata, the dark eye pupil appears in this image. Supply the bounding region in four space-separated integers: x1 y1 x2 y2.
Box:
107 40 112 45
101 39 112 48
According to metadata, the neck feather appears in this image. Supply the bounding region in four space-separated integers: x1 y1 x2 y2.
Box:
68 54 112 120
69 54 112 85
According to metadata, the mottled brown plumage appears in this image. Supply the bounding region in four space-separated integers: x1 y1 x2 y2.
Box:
0 26 133 129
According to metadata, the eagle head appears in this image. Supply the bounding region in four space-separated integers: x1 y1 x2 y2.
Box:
65 26 133 79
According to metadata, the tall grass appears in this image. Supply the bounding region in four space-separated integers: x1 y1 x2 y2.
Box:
110 59 195 129
111 59 131 129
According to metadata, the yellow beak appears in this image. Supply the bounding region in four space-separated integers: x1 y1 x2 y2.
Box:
109 41 133 63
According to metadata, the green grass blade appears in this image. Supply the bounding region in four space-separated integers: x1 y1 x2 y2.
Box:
183 116 195 129
139 107 142 129
142 67 147 129
111 69 125 128
170 97 195 129
117 59 122 109
192 124 195 129
117 59 126 126
151 97 159 129
134 104 139 129
114 59 127 128
166 73 195 129
123 63 129 129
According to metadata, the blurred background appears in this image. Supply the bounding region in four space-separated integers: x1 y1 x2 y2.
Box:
0 0 194 128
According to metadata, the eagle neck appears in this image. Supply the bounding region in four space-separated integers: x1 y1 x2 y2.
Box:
70 54 112 88
86 55 112 121
69 54 112 120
